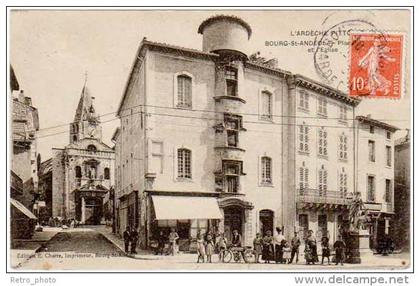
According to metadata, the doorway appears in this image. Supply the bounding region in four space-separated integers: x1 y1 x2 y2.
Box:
223 206 243 244
259 209 274 235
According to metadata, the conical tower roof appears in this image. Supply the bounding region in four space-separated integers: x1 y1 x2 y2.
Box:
73 78 98 123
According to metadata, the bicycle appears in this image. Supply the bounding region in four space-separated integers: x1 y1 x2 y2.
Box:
221 246 254 263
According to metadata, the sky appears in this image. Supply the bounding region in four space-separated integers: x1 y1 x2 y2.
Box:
9 9 411 161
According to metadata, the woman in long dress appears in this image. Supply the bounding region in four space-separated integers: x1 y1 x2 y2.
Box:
305 230 318 264
262 230 274 263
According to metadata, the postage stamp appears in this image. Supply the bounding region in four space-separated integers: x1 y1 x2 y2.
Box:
348 33 404 99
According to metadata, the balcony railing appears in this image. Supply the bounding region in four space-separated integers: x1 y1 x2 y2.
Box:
297 188 350 205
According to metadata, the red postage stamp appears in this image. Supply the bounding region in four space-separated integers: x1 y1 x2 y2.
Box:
349 33 404 99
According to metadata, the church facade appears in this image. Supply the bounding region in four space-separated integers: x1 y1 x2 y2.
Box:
52 82 114 224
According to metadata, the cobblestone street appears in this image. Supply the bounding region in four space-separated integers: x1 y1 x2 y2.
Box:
13 227 410 271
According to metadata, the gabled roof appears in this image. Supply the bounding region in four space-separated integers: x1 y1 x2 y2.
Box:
356 115 399 132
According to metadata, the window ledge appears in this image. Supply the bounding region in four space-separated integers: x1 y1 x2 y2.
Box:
214 95 246 104
176 177 193 183
259 115 274 122
339 158 348 163
317 154 329 160
259 182 274 188
297 107 310 114
298 150 310 156
317 113 328 118
176 104 192 110
338 119 348 125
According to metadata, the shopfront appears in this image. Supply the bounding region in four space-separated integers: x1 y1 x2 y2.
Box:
149 195 222 252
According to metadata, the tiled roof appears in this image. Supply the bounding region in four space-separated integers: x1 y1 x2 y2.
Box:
356 115 399 132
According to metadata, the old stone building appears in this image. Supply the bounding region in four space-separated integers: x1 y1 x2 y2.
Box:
10 65 39 239
114 15 396 250
355 115 398 249
392 133 410 250
52 81 114 224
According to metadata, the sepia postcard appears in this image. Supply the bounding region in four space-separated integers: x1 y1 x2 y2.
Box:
7 8 412 272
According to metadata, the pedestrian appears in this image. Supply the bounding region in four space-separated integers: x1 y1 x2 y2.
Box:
231 229 242 247
262 230 274 263
289 231 301 264
196 233 206 263
156 230 166 255
217 232 227 262
123 226 131 254
321 236 330 265
168 228 179 256
130 227 139 254
253 233 263 263
305 230 318 265
205 233 215 263
333 235 346 265
273 227 285 264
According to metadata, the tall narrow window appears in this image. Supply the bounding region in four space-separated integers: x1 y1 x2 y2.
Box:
339 105 347 122
318 97 327 116
261 91 272 120
75 166 82 178
298 162 309 194
224 114 241 148
177 75 192 108
223 161 241 193
298 90 309 110
318 165 328 196
368 140 375 162
385 179 392 203
225 67 238 97
370 125 375 134
298 123 309 153
318 128 328 156
261 156 272 184
386 146 392 167
177 148 192 179
339 168 347 198
367 175 375 202
339 133 348 160
104 167 110 180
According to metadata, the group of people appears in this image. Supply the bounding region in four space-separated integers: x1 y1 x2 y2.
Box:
154 228 180 256
123 226 139 254
196 229 242 263
253 228 347 265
